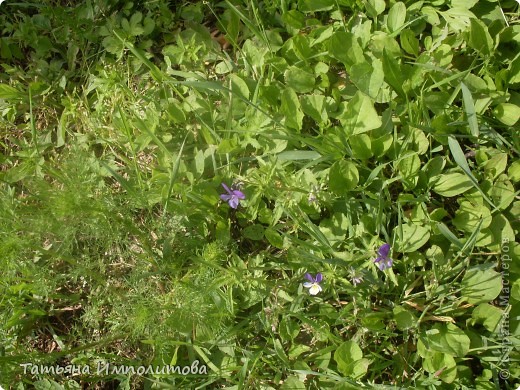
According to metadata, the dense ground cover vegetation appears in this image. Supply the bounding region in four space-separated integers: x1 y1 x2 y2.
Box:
0 0 519 388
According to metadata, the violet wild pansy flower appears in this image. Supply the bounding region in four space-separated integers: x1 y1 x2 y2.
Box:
303 273 323 295
220 183 245 209
374 243 393 271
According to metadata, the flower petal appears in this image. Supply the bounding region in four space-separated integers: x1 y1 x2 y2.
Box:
304 273 314 282
220 194 232 201
221 183 233 194
228 197 240 209
378 243 391 258
315 273 323 283
309 284 322 295
232 190 246 199
303 282 313 288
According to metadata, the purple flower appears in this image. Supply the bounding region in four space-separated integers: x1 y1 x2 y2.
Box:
374 243 393 271
303 273 323 295
220 183 245 209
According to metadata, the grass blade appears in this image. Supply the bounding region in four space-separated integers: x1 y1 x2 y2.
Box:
163 135 187 214
448 136 499 211
460 82 479 137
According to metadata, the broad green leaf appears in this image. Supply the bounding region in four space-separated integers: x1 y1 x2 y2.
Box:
426 245 446 264
439 7 475 32
451 0 478 9
334 341 369 379
432 173 473 197
461 82 479 137
471 303 503 332
298 0 334 12
338 91 382 135
398 153 420 189
464 73 489 93
349 134 372 159
166 99 186 123
290 34 312 61
143 16 155 35
350 59 384 99
277 150 321 160
352 20 373 48
362 312 386 331
282 10 306 29
382 49 405 98
329 160 359 193
512 279 520 301
400 29 419 56
423 323 471 357
509 55 520 84
461 267 502 304
395 223 430 252
265 228 284 249
288 344 311 360
508 160 520 183
422 352 457 383
485 213 515 249
281 376 306 390
281 88 303 131
421 6 440 26
493 103 520 126
301 94 328 124
320 213 347 242
366 0 386 17
194 149 205 177
328 32 364 68
229 74 250 99
397 153 420 179
216 220 230 243
370 31 402 58
372 133 393 157
468 18 493 56
410 128 429 155
284 66 314 93
393 306 417 330
491 175 515 210
452 201 492 232
387 2 407 33
483 153 507 180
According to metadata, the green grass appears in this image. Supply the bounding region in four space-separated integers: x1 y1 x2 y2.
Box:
0 0 519 388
